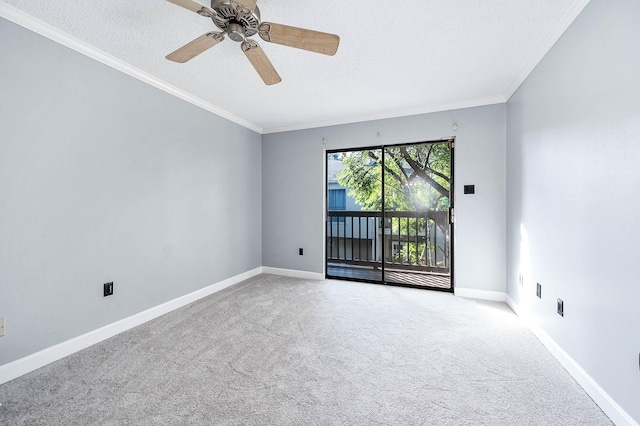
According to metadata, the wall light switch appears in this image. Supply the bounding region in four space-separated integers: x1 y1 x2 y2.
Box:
0 317 5 337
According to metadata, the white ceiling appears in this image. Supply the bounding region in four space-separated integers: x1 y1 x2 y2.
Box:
1 0 590 134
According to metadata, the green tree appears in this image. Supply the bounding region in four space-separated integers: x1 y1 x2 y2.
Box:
337 144 451 212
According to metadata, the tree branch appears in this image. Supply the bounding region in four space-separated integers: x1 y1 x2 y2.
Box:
399 147 449 197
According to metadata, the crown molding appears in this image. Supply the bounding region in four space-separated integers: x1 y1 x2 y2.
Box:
262 95 506 134
503 0 592 101
2 0 589 136
0 3 262 134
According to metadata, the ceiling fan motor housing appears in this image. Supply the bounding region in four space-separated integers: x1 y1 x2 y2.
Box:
211 0 261 40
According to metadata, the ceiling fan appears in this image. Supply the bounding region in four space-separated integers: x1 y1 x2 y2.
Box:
165 0 340 85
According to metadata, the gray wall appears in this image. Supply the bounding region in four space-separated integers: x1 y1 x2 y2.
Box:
262 104 506 292
506 0 640 421
0 19 262 365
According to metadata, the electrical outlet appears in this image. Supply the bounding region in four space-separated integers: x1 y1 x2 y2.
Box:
557 298 564 317
0 317 5 337
299 248 304 256
536 283 542 298
103 282 114 297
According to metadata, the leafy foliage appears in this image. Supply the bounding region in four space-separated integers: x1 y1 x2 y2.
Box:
337 144 451 212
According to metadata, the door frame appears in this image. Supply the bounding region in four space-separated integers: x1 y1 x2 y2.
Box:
324 137 455 292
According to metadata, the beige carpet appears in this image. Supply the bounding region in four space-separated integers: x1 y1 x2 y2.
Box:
0 274 611 425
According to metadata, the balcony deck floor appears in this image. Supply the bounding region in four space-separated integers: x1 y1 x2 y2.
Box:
327 265 451 290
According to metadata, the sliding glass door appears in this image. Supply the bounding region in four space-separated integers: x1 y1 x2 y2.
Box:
326 140 454 291
382 143 453 289
326 148 383 282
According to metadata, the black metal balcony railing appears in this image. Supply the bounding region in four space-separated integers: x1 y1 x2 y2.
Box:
326 210 450 275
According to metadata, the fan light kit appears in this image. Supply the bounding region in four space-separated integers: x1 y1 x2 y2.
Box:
166 0 340 85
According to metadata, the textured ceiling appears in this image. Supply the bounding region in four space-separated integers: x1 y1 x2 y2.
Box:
1 0 589 133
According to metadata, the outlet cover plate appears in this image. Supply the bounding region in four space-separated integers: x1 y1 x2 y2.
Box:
104 282 114 297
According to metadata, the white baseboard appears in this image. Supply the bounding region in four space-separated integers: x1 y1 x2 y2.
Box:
262 267 324 281
9 270 634 425
454 287 506 302
0 267 262 386
506 295 638 426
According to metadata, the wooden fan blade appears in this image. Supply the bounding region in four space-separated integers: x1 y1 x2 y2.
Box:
259 23 339 56
234 0 257 11
242 42 281 86
167 0 215 16
166 33 223 63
